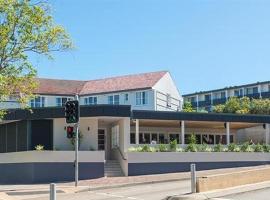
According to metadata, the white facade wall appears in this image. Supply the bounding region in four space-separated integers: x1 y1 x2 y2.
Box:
153 72 182 111
80 89 156 110
53 117 98 151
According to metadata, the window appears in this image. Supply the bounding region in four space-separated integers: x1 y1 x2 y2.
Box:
159 133 165 144
130 133 135 144
136 91 148 105
84 97 97 105
124 94 129 102
221 92 226 99
205 94 211 101
166 94 171 107
169 134 179 143
253 87 258 94
108 95 120 105
56 97 72 107
30 96 45 108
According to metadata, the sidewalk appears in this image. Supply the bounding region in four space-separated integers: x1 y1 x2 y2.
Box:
0 165 269 199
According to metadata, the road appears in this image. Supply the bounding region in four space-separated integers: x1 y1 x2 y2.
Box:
222 187 270 200
19 179 190 200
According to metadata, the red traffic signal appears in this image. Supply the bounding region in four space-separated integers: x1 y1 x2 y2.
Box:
67 126 74 138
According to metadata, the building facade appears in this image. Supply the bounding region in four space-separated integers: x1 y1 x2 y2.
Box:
183 81 270 112
0 71 182 112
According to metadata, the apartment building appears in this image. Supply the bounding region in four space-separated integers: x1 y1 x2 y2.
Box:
183 81 270 112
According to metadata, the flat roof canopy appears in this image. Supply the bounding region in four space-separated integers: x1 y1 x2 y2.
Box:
2 105 270 124
130 119 261 130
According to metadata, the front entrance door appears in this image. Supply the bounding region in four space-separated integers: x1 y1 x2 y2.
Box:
98 129 105 151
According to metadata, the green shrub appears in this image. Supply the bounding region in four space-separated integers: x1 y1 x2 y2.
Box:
263 144 270 152
169 139 177 151
213 144 223 152
254 143 264 152
240 142 253 152
188 133 197 144
35 144 44 151
227 143 240 152
141 145 150 152
185 143 197 152
159 144 168 152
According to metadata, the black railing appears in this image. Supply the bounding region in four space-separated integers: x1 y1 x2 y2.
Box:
261 91 270 98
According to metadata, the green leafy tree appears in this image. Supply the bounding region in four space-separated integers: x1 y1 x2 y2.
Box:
182 101 196 112
0 0 72 118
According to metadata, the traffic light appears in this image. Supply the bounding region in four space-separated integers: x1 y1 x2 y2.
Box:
66 126 74 138
65 100 79 124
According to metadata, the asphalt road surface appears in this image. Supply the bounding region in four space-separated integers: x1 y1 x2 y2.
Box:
222 187 270 200
23 180 190 200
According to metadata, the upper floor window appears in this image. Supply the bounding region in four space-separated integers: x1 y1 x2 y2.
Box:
204 94 211 102
30 96 45 108
108 95 119 105
221 91 226 99
234 89 243 97
136 91 148 105
246 87 257 95
56 97 72 107
188 96 196 102
84 96 97 105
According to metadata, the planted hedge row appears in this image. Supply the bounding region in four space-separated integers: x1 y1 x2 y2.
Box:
128 142 270 153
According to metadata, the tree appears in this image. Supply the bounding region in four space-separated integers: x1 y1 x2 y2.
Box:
0 0 72 118
182 101 196 112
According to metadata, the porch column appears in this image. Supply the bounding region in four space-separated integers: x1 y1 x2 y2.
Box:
226 122 230 145
135 119 139 145
181 120 185 145
265 124 270 144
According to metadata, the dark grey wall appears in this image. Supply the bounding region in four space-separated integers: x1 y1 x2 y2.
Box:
0 121 28 153
30 120 53 150
0 162 104 184
128 161 270 176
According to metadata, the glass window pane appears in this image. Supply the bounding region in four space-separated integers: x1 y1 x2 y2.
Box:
139 133 143 144
114 95 119 105
130 133 135 144
151 133 158 144
144 133 150 144
159 134 165 144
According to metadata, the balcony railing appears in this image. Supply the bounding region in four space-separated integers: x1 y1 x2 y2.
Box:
198 100 211 107
261 91 270 98
213 98 227 105
245 93 260 99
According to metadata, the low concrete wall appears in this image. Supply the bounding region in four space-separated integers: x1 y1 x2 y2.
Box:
127 152 270 176
197 166 270 192
0 151 105 184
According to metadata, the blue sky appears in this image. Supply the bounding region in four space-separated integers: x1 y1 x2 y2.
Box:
32 0 270 94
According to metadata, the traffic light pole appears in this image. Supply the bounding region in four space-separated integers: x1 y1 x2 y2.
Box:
75 94 79 187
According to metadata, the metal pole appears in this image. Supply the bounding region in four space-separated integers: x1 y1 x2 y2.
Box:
75 94 80 187
190 163 196 193
50 183 56 200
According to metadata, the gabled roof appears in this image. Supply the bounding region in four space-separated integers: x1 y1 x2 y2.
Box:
35 71 167 96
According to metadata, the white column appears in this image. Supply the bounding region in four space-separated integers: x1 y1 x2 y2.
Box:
135 119 139 145
123 118 130 152
226 122 230 145
181 120 185 145
265 124 270 145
